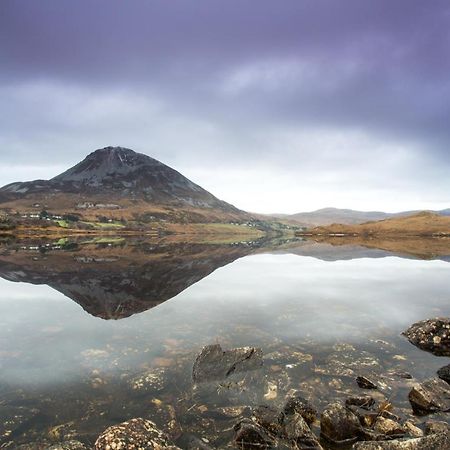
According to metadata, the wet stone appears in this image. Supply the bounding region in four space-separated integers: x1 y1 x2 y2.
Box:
233 419 274 449
403 421 424 438
252 405 282 435
192 344 263 384
346 396 376 410
408 378 450 414
357 376 378 390
352 431 450 449
437 364 450 384
320 402 362 444
403 318 450 356
95 418 180 450
282 413 323 449
424 420 450 435
373 417 405 437
281 395 317 427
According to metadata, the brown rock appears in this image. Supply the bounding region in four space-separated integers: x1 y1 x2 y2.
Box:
408 378 450 414
321 402 362 444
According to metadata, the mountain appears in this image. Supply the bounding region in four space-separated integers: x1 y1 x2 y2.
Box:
282 207 450 226
1 146 238 211
303 211 450 237
0 146 257 225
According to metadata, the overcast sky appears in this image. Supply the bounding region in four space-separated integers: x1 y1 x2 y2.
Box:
0 1 449 213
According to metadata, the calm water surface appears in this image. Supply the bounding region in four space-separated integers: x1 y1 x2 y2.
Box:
0 241 449 448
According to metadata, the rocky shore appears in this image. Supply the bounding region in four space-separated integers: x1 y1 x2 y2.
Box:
4 318 450 449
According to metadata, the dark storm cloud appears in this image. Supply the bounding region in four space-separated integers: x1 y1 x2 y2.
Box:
0 0 449 212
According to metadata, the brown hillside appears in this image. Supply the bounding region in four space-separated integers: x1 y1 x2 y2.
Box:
303 212 450 236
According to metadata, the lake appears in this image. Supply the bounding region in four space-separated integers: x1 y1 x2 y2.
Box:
0 238 449 448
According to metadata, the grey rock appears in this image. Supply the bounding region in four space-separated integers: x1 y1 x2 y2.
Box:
408 378 450 414
403 318 450 356
192 344 263 384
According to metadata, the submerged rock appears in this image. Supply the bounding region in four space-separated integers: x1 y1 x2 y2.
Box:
352 431 450 449
437 364 450 384
403 318 450 356
320 402 362 444
408 378 450 414
192 344 263 384
95 418 180 450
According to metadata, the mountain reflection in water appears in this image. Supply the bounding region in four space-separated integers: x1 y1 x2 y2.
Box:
0 237 448 320
0 237 449 448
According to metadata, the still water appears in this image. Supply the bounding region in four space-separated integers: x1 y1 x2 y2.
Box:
0 239 449 448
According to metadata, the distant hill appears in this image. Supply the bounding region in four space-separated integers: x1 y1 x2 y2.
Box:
281 207 450 226
304 211 450 236
0 146 252 224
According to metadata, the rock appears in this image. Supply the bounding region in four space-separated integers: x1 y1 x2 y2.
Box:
95 418 179 449
403 421 423 438
437 364 450 384
352 431 450 449
47 442 88 450
184 435 214 449
346 396 376 410
408 378 450 414
128 367 169 393
403 318 450 356
192 344 263 383
373 417 405 437
282 413 323 449
281 395 317 426
320 402 362 444
424 420 450 435
233 419 274 449
357 376 378 390
252 405 281 435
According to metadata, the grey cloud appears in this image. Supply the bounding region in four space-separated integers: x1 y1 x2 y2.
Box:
0 0 449 212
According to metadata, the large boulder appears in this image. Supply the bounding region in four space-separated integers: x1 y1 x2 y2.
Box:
95 418 180 450
320 402 362 444
408 378 450 414
403 318 450 356
192 344 263 383
352 431 450 449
